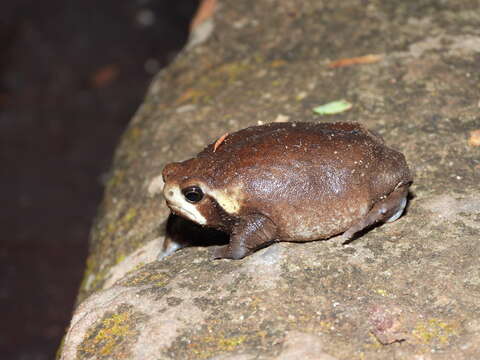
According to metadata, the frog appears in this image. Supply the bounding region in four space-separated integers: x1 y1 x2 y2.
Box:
160 122 412 260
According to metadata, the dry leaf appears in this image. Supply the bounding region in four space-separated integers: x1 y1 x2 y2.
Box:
328 54 382 68
174 88 204 105
468 129 480 147
313 100 352 115
91 65 119 88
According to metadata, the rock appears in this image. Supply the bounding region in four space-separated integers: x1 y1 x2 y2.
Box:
59 0 480 358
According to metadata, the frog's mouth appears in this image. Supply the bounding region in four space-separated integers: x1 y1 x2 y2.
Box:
166 201 207 225
168 204 195 219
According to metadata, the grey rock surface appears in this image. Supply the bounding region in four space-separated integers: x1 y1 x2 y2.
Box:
60 0 480 359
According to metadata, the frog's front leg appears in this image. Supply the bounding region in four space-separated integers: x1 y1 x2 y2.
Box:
341 183 409 243
213 214 277 260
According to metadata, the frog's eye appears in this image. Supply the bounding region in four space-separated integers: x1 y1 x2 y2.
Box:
182 186 204 203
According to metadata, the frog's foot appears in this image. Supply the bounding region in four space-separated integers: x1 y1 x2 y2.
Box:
158 237 185 260
212 214 277 260
385 196 407 223
341 184 409 244
157 214 192 260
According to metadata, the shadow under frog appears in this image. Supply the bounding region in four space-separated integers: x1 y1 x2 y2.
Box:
159 122 413 260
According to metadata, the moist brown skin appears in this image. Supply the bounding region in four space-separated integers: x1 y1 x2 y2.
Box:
162 122 412 260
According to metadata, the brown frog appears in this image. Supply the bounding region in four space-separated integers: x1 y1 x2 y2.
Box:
160 122 412 260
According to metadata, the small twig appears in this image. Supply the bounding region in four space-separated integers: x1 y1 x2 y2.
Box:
213 132 229 152
370 331 406 346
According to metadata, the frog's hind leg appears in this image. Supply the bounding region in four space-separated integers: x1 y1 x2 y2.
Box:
341 183 409 244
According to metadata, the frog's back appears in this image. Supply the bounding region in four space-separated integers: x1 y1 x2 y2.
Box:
196 122 410 240
198 122 385 176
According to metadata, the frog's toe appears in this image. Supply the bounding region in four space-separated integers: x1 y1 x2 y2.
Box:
385 196 407 223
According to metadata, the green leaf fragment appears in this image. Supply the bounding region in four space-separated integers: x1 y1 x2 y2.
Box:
313 100 352 115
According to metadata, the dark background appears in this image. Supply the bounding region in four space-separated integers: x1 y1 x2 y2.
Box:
0 1 197 358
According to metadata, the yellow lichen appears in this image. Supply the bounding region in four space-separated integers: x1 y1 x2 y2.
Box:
412 318 456 344
218 62 250 82
217 335 247 350
79 205 141 296
123 208 137 222
189 335 247 359
115 253 126 265
375 289 388 297
78 305 145 359
106 170 125 190
95 312 132 356
124 126 141 143
317 321 334 332
133 261 146 271
80 255 106 293
175 61 251 105
103 207 138 236
120 270 168 287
